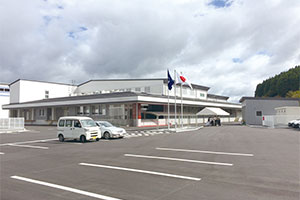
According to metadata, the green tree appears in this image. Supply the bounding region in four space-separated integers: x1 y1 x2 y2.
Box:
255 66 300 97
286 90 300 98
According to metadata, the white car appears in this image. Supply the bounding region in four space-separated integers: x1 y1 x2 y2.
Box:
292 119 300 128
288 119 300 127
57 116 101 143
95 121 126 139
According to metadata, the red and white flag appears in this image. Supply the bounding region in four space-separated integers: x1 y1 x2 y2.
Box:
176 71 193 89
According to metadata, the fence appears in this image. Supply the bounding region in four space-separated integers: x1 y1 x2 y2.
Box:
262 115 299 128
0 118 24 131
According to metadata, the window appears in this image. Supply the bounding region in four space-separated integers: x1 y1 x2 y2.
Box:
5 88 9 92
39 109 45 116
66 120 72 127
84 106 90 115
135 87 141 92
59 120 65 127
92 105 99 114
256 111 262 116
45 90 49 99
199 93 205 97
74 120 81 128
77 106 84 115
144 86 150 93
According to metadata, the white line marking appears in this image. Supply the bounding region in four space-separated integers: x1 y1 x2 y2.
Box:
0 138 57 146
156 147 254 157
124 154 233 166
9 144 49 149
0 152 4 155
11 176 123 200
79 163 201 181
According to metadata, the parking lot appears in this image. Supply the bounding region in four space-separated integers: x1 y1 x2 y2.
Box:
0 125 299 200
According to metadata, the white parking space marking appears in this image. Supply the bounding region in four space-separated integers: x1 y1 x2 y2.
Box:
79 163 201 181
0 138 57 147
156 147 254 157
11 176 123 200
124 154 233 166
0 152 4 155
8 144 49 149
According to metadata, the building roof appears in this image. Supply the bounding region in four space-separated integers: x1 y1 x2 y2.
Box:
78 78 166 86
3 91 241 109
78 78 210 91
9 79 75 86
207 94 229 100
239 96 300 103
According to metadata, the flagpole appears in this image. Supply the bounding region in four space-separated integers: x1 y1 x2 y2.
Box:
167 83 170 130
181 82 183 129
174 70 177 131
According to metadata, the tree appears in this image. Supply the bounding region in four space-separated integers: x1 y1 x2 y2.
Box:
255 66 300 97
286 90 300 98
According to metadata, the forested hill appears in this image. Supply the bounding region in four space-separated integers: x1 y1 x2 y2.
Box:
255 66 300 98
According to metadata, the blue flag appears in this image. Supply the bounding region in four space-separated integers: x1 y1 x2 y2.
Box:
167 70 174 90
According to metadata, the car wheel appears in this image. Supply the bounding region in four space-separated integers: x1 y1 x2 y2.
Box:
96 138 100 141
58 134 64 142
103 132 110 140
80 135 86 143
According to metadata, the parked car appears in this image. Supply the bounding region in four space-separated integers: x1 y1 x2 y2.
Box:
292 119 300 128
288 119 300 127
57 116 101 143
95 121 126 139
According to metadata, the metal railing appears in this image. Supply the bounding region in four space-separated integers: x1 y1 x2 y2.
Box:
0 118 24 131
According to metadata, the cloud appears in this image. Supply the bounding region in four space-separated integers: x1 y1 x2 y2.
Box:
0 0 299 102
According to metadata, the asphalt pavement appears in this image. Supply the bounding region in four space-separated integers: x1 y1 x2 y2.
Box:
0 125 299 200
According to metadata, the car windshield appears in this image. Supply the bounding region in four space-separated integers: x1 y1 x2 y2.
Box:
81 119 97 127
100 122 114 127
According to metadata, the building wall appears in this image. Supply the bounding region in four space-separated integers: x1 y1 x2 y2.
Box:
162 84 208 100
76 80 164 95
10 80 77 103
275 106 300 115
242 99 300 125
0 84 10 118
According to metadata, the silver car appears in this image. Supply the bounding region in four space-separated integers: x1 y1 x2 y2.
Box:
95 121 126 139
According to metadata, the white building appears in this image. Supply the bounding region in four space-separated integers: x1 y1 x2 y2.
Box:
0 83 10 118
3 78 242 127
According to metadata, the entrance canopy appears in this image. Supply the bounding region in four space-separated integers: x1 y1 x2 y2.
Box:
196 107 230 116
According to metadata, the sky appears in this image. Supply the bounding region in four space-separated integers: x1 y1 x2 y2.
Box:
0 0 299 102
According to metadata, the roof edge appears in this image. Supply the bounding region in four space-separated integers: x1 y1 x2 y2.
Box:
239 96 300 103
9 79 76 86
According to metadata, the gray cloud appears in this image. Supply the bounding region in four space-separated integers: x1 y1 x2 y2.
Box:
0 0 299 102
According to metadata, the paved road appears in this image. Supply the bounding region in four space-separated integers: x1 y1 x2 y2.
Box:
0 126 299 200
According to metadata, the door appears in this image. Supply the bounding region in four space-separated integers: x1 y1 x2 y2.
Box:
73 120 83 139
64 119 73 138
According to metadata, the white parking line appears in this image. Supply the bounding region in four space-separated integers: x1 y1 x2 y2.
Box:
156 147 254 157
79 163 201 181
11 176 123 200
124 154 233 166
9 144 49 149
0 138 57 147
0 152 4 155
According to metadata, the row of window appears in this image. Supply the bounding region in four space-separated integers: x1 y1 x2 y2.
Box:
59 119 81 128
0 88 9 92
